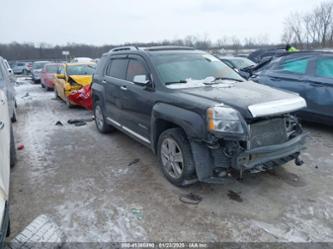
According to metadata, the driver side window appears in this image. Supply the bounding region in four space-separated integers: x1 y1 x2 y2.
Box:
126 59 148 82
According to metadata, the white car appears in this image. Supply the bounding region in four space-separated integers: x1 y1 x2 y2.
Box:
71 57 93 63
0 89 15 246
0 57 17 122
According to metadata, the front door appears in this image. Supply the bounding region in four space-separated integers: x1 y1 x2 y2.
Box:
120 56 154 141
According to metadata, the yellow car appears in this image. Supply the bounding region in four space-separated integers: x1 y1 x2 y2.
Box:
54 63 96 107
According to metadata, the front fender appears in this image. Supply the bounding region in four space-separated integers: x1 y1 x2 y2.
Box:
151 103 206 151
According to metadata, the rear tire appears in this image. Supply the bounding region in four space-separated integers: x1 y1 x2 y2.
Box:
54 88 59 99
157 128 196 187
94 101 114 133
10 125 17 168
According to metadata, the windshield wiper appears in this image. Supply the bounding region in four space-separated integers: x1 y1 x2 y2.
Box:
165 80 188 85
204 77 243 85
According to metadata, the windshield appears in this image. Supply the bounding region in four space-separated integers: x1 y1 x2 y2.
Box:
33 62 48 69
229 58 256 69
151 52 243 88
45 65 59 73
66 64 96 75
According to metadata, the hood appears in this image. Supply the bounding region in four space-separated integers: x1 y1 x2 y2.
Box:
68 75 92 86
178 81 306 119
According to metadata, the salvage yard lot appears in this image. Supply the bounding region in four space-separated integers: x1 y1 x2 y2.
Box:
9 77 333 242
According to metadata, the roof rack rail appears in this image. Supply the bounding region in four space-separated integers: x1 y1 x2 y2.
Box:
109 46 138 53
143 46 195 51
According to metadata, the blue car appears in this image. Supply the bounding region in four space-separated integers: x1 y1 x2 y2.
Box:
251 51 333 125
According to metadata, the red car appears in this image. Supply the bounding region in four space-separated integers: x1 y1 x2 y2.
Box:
41 63 62 90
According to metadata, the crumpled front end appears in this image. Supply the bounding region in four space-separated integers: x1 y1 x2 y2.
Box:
64 75 93 96
191 115 307 183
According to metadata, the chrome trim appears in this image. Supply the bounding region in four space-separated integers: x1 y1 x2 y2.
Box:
123 126 151 144
248 97 307 118
106 117 121 127
106 117 151 144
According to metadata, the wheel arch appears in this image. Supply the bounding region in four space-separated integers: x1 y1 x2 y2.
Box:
151 103 206 153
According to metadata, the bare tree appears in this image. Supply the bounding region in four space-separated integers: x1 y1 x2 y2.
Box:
282 0 333 48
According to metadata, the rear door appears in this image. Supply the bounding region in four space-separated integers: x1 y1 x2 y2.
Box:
103 56 129 126
305 55 333 120
55 65 66 100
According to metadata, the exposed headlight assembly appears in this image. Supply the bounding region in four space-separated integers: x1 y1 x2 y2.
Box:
207 105 244 134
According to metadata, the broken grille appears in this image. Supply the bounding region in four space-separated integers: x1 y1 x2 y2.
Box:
248 118 288 149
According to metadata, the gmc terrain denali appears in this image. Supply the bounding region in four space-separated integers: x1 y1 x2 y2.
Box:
92 46 307 186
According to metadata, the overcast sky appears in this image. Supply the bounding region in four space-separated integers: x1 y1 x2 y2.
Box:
1 0 320 46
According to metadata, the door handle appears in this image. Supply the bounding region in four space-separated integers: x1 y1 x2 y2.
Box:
310 83 323 87
120 86 127 91
0 121 4 130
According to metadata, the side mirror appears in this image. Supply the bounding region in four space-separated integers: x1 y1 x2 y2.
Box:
133 75 149 85
8 69 13 74
239 70 250 79
56 74 66 80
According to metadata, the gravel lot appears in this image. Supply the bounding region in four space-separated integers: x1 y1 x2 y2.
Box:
8 77 333 243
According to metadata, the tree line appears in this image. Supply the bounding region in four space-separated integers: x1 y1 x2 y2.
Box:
282 0 333 49
0 35 273 61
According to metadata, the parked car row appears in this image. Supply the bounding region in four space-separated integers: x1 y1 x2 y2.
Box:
218 50 333 126
36 61 96 109
246 50 333 125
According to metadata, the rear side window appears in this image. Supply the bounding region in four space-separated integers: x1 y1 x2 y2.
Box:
280 58 309 74
45 65 59 73
105 59 128 80
126 59 148 82
315 57 333 78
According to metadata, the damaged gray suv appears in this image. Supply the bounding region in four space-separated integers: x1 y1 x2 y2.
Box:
92 46 307 186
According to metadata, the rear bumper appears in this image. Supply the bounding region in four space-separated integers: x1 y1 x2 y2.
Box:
42 78 55 88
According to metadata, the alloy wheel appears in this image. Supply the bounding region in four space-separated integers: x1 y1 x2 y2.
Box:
160 138 184 179
95 105 104 130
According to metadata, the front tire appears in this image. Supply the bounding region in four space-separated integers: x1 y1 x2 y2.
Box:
94 101 114 133
157 128 196 187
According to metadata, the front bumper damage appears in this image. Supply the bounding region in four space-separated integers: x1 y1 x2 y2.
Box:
235 133 306 171
191 118 307 184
